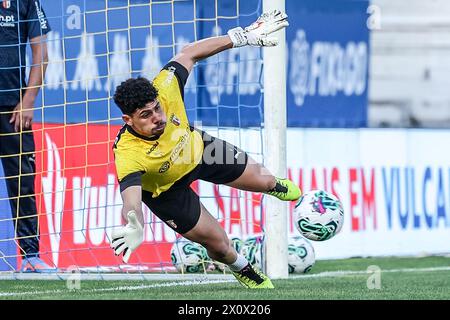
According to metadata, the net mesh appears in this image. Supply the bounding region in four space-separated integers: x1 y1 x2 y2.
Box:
0 0 268 275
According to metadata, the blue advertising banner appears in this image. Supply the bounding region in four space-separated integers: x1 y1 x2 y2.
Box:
32 0 369 128
286 0 369 127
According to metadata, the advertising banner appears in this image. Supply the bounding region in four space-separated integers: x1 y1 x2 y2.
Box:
285 129 450 258
2 126 449 270
30 124 265 270
286 0 369 127
34 0 368 128
3 126 446 271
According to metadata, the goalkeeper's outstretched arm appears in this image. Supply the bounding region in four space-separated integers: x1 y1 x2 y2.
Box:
119 185 144 226
110 185 144 263
172 9 288 73
172 35 233 74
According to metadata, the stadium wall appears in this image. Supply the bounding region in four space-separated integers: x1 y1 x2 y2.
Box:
2 126 450 271
369 0 450 127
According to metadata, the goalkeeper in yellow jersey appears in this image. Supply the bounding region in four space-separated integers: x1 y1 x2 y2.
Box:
111 10 300 289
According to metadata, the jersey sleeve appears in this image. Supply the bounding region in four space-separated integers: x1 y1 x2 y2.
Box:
26 0 51 39
115 154 146 192
154 61 189 101
118 171 144 192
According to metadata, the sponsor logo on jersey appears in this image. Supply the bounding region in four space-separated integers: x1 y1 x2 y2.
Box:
0 14 14 27
169 126 190 164
157 126 192 173
35 1 48 30
146 141 159 155
159 161 170 173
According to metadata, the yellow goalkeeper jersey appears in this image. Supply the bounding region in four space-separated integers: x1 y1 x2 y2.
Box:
113 62 204 197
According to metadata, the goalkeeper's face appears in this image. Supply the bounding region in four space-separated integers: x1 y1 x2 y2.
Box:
123 99 167 138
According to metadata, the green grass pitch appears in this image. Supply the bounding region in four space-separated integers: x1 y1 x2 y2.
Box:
0 256 448 300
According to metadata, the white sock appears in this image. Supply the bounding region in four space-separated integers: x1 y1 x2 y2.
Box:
228 253 249 272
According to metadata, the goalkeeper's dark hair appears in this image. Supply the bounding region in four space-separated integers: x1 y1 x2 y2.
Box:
113 77 158 115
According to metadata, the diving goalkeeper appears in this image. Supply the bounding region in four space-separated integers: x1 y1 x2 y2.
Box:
111 10 300 289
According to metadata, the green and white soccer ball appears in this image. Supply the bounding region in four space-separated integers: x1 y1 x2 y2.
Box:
241 235 263 269
294 190 344 241
170 239 208 273
288 235 315 273
231 236 244 254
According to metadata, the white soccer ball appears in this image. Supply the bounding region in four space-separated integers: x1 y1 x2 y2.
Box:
170 239 208 273
241 235 263 269
288 235 315 273
294 190 344 241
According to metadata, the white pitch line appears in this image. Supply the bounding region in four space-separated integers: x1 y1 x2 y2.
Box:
0 279 236 297
290 266 450 279
1 266 449 298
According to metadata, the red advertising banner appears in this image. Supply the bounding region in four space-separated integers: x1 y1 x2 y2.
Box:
33 124 265 271
15 125 449 269
34 123 169 270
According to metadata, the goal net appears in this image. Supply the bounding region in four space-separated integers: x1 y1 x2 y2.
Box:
0 0 292 277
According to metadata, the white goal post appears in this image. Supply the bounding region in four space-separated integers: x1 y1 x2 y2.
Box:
263 0 289 279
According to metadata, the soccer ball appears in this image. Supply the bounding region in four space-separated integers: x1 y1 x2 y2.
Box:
170 239 208 273
288 235 315 273
294 190 344 241
231 236 244 254
241 235 263 269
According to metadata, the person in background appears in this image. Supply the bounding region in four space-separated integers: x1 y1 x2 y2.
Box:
0 0 55 272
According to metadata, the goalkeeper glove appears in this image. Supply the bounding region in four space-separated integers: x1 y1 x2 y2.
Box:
227 9 289 48
111 210 143 264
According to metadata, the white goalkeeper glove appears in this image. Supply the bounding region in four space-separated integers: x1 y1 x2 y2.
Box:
111 210 143 264
227 9 289 48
